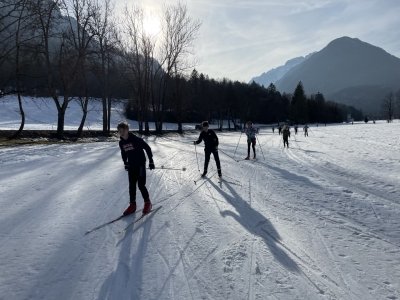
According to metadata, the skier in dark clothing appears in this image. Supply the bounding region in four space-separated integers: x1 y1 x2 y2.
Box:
118 122 154 215
244 121 257 159
282 124 290 148
303 124 309 137
194 121 222 178
278 125 282 135
294 125 298 134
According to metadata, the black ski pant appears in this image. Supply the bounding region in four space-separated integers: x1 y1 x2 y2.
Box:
283 137 289 148
128 164 149 203
247 138 256 157
204 149 221 172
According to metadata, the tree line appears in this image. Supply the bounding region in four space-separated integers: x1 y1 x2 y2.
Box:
133 71 363 129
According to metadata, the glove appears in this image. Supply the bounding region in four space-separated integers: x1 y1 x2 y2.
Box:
124 164 130 171
149 161 155 170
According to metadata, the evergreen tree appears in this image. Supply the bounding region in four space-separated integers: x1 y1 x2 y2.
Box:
291 81 308 123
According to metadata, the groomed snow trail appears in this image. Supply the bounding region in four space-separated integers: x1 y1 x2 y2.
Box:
0 122 399 300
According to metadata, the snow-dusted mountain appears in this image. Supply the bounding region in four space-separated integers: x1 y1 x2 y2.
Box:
276 37 400 93
250 56 307 86
253 37 400 115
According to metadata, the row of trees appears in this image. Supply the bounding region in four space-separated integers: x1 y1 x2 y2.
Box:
126 72 362 129
1 0 200 137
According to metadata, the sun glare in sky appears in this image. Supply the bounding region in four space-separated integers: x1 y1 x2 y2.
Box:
142 13 161 36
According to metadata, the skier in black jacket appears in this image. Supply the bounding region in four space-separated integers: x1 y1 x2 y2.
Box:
117 122 154 215
194 121 222 177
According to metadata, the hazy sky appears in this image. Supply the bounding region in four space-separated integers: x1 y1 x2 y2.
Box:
115 0 400 82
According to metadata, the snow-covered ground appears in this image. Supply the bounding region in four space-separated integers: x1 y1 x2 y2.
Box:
0 95 202 131
1 120 399 300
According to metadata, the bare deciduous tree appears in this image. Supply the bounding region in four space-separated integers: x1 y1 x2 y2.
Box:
28 0 67 136
123 5 156 133
29 0 97 137
61 0 97 137
152 2 200 133
3 0 38 137
382 92 395 123
91 0 117 134
12 0 28 137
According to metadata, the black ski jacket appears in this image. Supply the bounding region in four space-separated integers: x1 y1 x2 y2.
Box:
119 133 153 167
195 129 219 151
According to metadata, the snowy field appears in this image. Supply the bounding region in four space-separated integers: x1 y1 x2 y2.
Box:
0 95 199 131
0 120 399 300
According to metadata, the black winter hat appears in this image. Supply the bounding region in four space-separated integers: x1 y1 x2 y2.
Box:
202 121 209 127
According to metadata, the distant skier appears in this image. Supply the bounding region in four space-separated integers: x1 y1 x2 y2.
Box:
282 124 290 148
278 125 282 135
117 122 154 215
303 124 309 137
244 121 257 159
294 125 298 135
272 126 275 134
194 121 222 177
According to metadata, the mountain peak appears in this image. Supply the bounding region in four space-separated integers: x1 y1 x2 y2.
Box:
273 37 400 115
330 36 360 43
325 36 368 50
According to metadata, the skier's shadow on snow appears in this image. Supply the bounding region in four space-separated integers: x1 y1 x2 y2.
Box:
97 215 155 300
209 180 300 273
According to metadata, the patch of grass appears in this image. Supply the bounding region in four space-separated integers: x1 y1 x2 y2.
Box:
0 130 119 147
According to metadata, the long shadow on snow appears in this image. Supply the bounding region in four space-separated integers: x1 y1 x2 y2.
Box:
98 213 156 300
0 146 121 232
208 180 300 272
256 160 322 190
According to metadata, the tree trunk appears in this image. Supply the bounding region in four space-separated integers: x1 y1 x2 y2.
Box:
57 97 68 138
77 97 89 137
102 96 108 133
57 110 65 138
12 93 25 139
107 96 111 134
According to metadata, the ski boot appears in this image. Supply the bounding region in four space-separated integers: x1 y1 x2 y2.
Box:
123 202 136 216
143 200 152 214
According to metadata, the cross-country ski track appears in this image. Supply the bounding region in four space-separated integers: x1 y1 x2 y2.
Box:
0 123 399 300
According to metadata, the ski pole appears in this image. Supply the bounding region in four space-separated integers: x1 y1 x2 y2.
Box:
151 166 187 171
219 148 239 162
233 131 242 159
194 143 200 172
256 135 265 160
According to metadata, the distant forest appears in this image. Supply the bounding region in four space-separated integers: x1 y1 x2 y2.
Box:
125 70 363 129
0 0 362 137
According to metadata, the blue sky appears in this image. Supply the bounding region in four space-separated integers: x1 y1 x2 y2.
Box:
115 0 400 82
